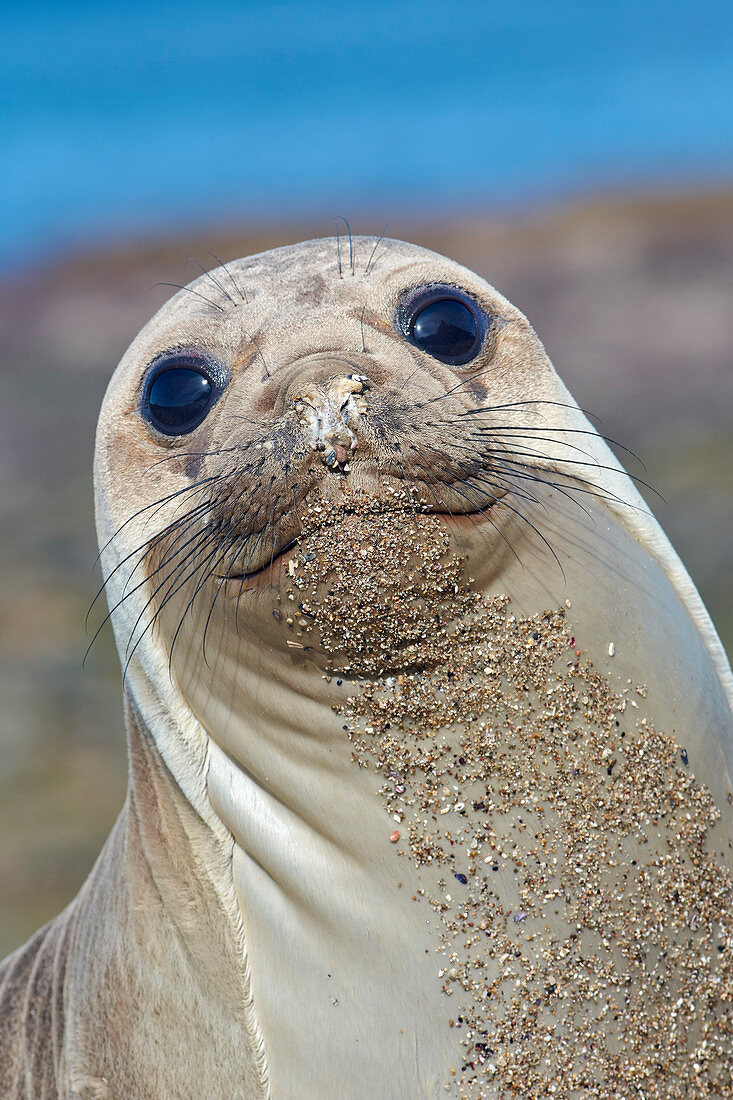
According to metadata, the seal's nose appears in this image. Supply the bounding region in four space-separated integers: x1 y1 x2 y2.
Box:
292 374 369 473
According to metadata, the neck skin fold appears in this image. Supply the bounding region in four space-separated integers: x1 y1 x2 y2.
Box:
162 591 460 1099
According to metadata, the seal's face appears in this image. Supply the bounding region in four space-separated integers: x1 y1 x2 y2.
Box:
96 236 592 666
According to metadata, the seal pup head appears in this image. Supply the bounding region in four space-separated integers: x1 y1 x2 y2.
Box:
95 236 563 604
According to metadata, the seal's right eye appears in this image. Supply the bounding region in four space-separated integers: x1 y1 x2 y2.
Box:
143 361 217 435
410 298 478 363
396 284 486 367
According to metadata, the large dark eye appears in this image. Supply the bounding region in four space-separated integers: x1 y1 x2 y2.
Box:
142 356 222 435
400 286 484 366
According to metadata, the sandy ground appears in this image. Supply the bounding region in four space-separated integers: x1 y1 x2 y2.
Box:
1 192 731 955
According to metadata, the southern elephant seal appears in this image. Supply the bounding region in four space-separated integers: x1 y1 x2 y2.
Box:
1 237 732 1098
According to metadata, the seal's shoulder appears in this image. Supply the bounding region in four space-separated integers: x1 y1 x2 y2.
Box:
0 916 71 1098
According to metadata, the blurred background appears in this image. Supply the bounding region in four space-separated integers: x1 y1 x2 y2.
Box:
1 0 731 954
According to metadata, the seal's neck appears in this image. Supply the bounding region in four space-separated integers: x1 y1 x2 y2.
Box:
60 691 268 1098
167 632 457 1098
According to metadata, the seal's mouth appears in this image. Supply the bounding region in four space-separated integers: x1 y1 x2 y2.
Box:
223 537 299 582
218 500 502 584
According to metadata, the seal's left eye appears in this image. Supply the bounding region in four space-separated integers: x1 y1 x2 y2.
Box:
144 365 215 435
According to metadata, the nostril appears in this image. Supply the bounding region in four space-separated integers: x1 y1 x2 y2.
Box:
293 372 369 474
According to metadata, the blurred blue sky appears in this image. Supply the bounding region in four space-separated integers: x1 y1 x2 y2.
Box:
2 0 732 267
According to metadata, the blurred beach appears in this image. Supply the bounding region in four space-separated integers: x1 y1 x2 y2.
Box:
1 1 731 955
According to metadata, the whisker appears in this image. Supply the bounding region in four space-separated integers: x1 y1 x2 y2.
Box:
485 488 566 581
87 495 210 625
123 523 229 677
334 218 343 278
431 449 550 511
209 252 248 303
118 498 216 601
467 467 596 526
458 429 596 461
442 433 582 468
332 216 355 276
406 452 526 569
488 450 659 505
398 362 425 393
364 222 390 276
151 282 225 313
448 398 602 426
486 459 635 516
144 444 247 472
98 476 220 548
462 418 645 468
440 478 526 568
416 367 500 408
124 514 229 650
229 413 265 428
186 257 235 305
83 508 217 666
88 477 221 610
173 528 247 670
